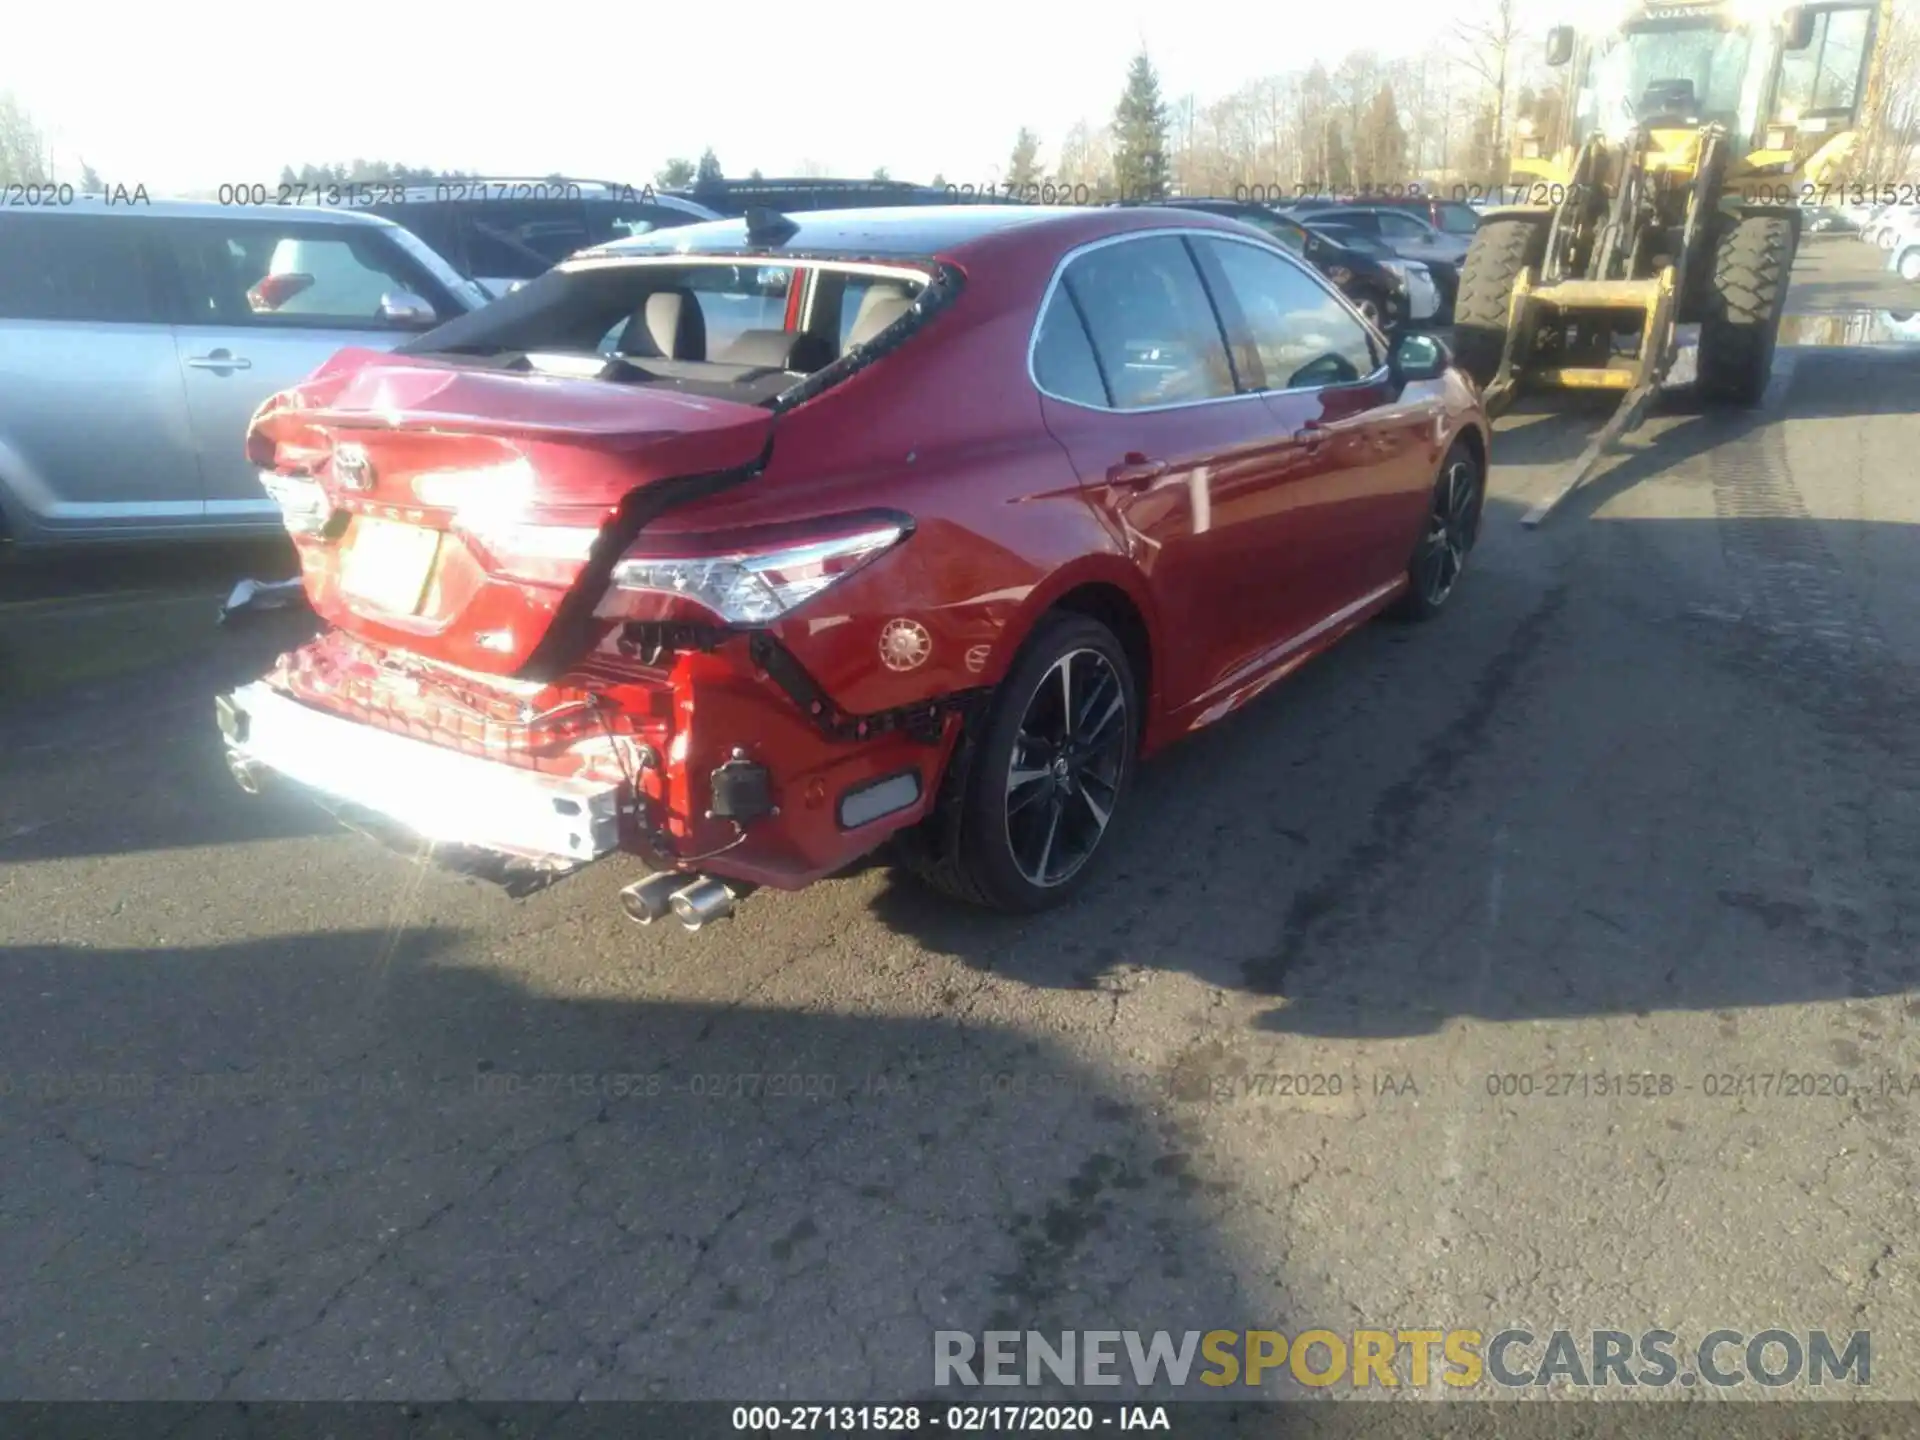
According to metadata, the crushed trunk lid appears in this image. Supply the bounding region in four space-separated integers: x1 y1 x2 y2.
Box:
251 348 774 677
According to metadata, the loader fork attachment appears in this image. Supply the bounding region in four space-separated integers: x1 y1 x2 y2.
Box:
1518 265 1678 528
1485 124 1726 527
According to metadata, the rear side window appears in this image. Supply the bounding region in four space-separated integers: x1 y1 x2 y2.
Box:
1060 236 1235 410
1316 210 1378 235
465 200 592 278
1253 216 1309 253
1031 289 1108 407
1375 211 1432 239
0 214 162 323
160 222 455 327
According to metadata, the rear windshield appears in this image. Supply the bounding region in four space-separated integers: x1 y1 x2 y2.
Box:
398 258 931 403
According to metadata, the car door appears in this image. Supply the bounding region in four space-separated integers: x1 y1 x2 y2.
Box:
156 217 461 521
0 210 203 539
1191 233 1440 617
1031 232 1323 714
1375 210 1466 266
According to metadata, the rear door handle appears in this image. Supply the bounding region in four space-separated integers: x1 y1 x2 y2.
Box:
1107 452 1168 488
187 350 252 371
1294 420 1330 448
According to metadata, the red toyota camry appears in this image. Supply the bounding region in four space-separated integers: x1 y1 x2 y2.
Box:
222 204 1490 924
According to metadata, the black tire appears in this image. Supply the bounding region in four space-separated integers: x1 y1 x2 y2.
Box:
899 612 1138 913
1390 440 1485 623
1697 214 1794 407
1349 287 1391 331
1453 218 1546 387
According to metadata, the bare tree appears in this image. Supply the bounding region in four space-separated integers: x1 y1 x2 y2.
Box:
0 91 51 186
1856 0 1920 181
1056 120 1112 192
1169 95 1201 194
1454 0 1525 184
1007 128 1043 188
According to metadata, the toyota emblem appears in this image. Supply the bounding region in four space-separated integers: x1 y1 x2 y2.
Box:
333 443 374 491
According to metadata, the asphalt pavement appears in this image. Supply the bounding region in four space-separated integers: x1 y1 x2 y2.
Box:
1 236 1917 1411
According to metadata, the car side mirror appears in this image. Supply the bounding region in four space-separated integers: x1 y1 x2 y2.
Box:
1390 331 1452 384
1782 7 1816 50
1546 25 1575 67
378 291 438 326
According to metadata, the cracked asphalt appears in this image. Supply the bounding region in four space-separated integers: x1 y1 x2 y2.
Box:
1 237 1916 1409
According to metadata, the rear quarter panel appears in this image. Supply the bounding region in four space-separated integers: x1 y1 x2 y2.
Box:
633 263 1157 720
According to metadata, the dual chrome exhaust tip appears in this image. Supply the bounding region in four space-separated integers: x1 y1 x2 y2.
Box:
225 749 264 796
619 872 735 931
224 738 733 932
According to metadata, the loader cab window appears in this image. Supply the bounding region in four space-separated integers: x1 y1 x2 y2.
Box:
1578 22 1758 143
1775 7 1872 123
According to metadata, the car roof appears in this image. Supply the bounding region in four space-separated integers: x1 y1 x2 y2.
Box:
295 185 717 216
583 204 1087 260
576 203 1271 267
0 196 403 227
1149 198 1273 215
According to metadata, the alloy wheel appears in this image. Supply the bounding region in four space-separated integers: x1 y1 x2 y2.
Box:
1901 252 1920 282
1415 458 1480 608
1003 648 1129 888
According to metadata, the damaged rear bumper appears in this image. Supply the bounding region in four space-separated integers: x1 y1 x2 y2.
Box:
216 681 624 866
215 626 976 894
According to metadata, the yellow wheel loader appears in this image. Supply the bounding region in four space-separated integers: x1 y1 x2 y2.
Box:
1455 0 1892 523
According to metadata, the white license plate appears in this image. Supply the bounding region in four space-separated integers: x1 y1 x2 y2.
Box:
340 517 441 614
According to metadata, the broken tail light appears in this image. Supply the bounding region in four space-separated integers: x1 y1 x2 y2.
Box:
249 272 316 312
607 513 911 625
456 519 605 588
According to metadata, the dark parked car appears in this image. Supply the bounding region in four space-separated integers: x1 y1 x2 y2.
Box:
663 177 956 217
1285 192 1482 238
1135 199 1439 330
301 178 722 298
1292 205 1465 321
224 205 1489 923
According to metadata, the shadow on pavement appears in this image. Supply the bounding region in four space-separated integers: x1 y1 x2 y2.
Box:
868 346 1920 1036
0 926 1266 1401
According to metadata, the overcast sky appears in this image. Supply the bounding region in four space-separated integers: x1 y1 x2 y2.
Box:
5 0 1538 192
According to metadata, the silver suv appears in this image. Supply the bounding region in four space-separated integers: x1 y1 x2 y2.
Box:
0 198 486 547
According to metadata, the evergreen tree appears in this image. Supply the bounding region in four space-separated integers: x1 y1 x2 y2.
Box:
694 148 725 195
1110 51 1171 201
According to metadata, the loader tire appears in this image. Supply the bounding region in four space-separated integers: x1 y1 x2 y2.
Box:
1697 214 1794 407
1453 218 1546 388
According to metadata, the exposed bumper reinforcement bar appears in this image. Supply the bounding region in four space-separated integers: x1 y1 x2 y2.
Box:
217 681 624 865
